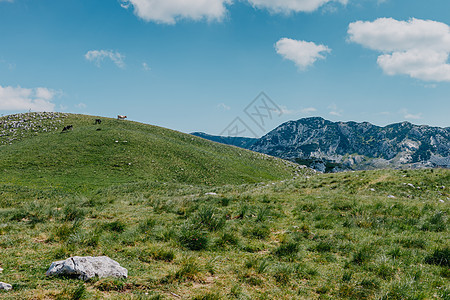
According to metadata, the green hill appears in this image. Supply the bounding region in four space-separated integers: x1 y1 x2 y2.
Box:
0 113 300 194
0 113 447 299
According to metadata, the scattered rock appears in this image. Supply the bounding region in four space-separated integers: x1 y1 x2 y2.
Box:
205 192 217 196
46 256 127 281
407 183 415 188
388 195 396 199
0 267 3 273
369 188 376 192
0 282 12 291
439 199 445 203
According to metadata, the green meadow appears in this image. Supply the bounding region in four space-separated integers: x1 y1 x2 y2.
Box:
0 114 448 299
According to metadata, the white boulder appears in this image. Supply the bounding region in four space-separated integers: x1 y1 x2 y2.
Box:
46 256 127 281
0 282 12 291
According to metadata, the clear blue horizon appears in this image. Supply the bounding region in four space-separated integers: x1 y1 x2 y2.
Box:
1 0 449 137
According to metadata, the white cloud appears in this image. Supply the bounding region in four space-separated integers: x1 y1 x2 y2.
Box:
248 0 347 13
329 111 342 116
279 105 296 115
217 103 231 111
328 103 343 116
400 109 422 120
275 38 331 70
120 0 232 24
404 113 422 120
301 107 317 114
120 0 349 24
85 50 125 68
142 62 151 71
348 18 450 82
0 85 57 111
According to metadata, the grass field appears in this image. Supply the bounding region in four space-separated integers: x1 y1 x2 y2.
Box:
0 114 448 299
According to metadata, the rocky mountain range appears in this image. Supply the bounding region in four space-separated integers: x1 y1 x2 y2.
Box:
192 117 450 172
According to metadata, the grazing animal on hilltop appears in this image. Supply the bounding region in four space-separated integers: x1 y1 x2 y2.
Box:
117 115 127 120
94 119 102 125
61 125 73 133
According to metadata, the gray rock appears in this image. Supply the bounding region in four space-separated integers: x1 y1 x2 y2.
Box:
0 282 12 291
46 256 127 281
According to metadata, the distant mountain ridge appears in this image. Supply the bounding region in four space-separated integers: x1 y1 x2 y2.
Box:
192 117 450 172
190 132 258 149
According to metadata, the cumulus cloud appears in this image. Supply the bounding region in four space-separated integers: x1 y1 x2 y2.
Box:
275 38 331 70
85 50 125 68
0 85 57 111
120 0 232 24
248 0 347 13
120 0 349 24
348 18 450 82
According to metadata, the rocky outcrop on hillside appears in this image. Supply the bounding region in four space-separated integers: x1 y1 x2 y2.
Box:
0 112 67 145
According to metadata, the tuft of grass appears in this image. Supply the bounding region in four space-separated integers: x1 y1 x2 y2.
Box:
273 241 299 259
352 246 374 265
174 257 202 282
178 223 209 250
93 278 127 292
192 292 222 300
242 223 271 240
421 211 447 232
424 247 449 267
140 247 175 262
194 205 226 232
273 264 292 285
102 220 126 233
214 232 239 248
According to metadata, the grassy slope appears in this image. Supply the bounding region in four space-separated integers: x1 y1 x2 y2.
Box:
0 114 298 194
0 113 448 299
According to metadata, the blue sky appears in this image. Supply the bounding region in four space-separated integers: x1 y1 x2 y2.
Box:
0 0 449 137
